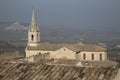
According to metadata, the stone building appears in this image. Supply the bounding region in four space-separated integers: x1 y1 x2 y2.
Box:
25 10 107 61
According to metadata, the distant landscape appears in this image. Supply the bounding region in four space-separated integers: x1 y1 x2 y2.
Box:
0 22 120 44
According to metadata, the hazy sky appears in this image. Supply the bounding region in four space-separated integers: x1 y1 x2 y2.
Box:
0 0 120 29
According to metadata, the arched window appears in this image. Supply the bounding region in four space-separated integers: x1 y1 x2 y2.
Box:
31 34 34 41
100 54 102 60
91 54 94 60
83 53 86 60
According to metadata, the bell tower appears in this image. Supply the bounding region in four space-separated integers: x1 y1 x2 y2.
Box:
27 9 40 47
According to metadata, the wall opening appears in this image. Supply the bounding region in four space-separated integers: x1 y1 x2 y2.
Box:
100 54 102 60
83 53 86 60
91 54 94 60
31 34 34 41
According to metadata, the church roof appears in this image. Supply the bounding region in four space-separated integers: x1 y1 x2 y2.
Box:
26 42 106 52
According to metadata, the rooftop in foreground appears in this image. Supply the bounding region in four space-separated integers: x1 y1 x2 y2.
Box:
0 61 119 80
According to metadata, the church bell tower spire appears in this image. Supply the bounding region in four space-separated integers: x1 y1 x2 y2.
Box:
31 9 36 27
29 9 39 32
27 9 40 47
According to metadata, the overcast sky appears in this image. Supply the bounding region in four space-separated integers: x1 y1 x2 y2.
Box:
0 0 120 30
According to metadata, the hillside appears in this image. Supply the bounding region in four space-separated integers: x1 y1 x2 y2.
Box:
0 22 120 43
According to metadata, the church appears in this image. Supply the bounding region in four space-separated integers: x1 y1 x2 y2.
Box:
25 10 107 61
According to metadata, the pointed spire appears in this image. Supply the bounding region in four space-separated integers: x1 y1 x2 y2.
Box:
31 9 37 26
29 9 39 32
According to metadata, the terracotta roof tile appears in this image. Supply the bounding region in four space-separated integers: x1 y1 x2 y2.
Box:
0 62 118 80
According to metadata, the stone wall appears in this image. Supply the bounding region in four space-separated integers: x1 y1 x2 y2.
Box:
54 47 76 59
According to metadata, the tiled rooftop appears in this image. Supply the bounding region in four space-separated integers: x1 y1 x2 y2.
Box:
0 52 23 60
0 61 119 80
27 43 106 52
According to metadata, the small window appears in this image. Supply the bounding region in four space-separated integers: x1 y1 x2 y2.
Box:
83 53 86 60
31 35 34 41
91 54 94 60
100 54 102 60
39 52 41 55
64 49 66 51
